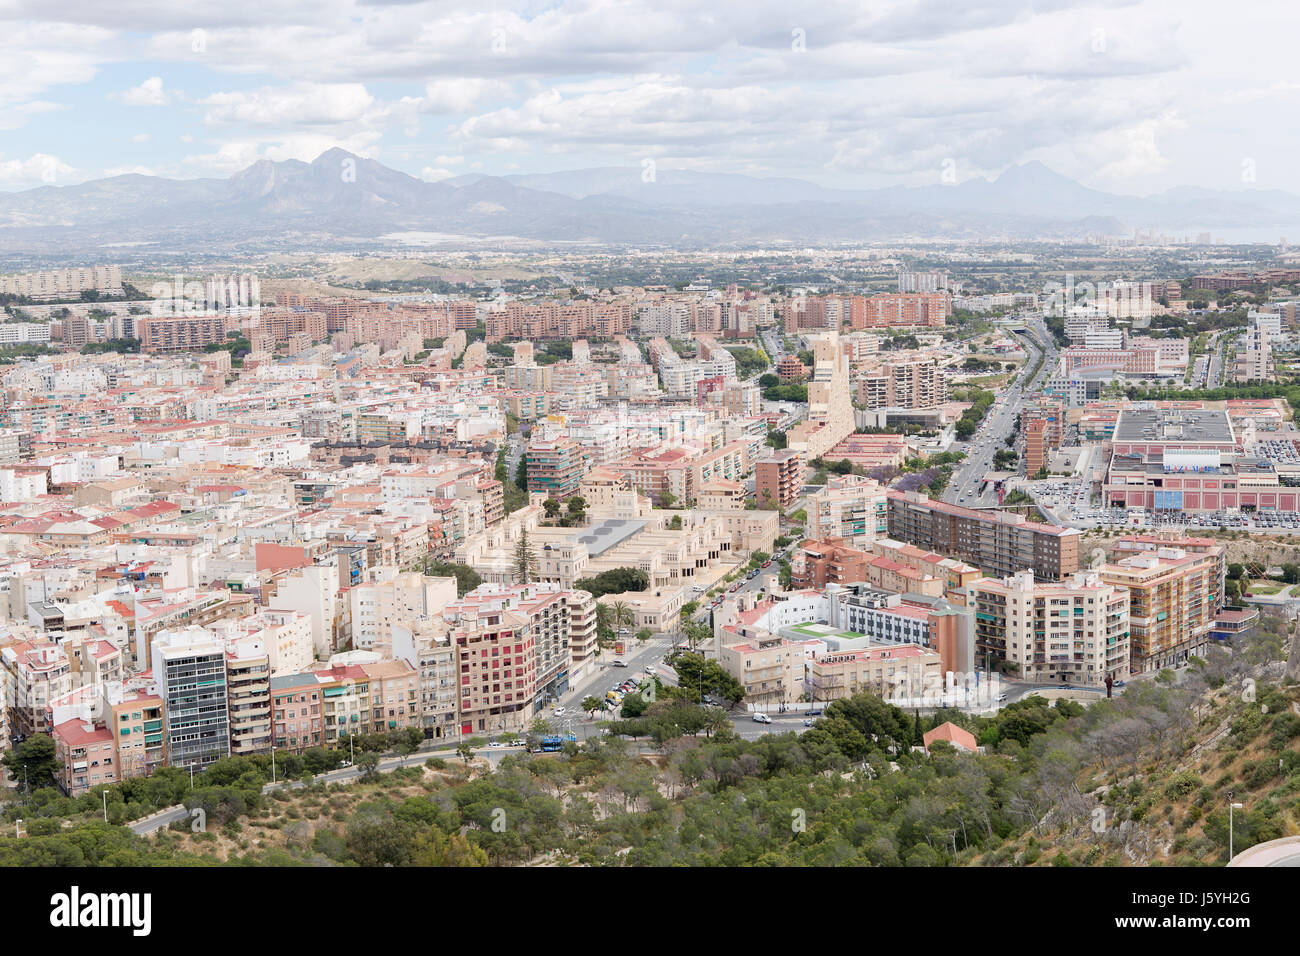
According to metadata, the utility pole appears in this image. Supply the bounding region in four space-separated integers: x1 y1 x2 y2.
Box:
102 790 108 823
1228 791 1243 861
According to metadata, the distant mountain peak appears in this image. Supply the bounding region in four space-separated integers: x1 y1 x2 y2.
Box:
994 160 1073 186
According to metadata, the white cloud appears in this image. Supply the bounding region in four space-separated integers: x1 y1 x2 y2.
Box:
131 132 151 143
0 153 76 186
421 167 455 181
119 76 169 106
200 83 375 127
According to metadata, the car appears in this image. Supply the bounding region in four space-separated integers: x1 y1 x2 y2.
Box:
645 664 655 674
806 709 823 717
762 561 772 568
488 741 506 749
995 693 1009 703
803 718 813 727
553 707 565 717
752 713 772 724
617 628 631 635
612 659 628 667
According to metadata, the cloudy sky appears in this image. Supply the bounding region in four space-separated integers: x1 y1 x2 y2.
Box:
0 0 1295 194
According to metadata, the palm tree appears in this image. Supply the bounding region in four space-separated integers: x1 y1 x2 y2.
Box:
703 708 730 738
611 600 634 636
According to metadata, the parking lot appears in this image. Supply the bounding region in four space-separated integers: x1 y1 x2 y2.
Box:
1063 506 1300 531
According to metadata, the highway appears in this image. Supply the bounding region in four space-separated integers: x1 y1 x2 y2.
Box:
942 313 1058 508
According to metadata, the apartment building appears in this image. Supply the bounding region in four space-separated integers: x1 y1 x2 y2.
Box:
785 332 855 460
526 437 589 499
315 664 372 746
269 673 324 753
52 719 119 796
0 639 73 738
807 476 889 548
152 628 231 770
137 313 240 352
866 537 974 589
450 607 536 735
807 643 942 703
1022 396 1065 477
0 265 123 301
791 537 869 589
226 638 273 756
969 570 1131 683
362 659 421 732
1110 533 1226 609
1100 547 1220 672
855 357 947 410
106 686 166 780
444 582 595 704
886 490 1080 580
756 448 804 510
858 293 951 329
719 635 808 708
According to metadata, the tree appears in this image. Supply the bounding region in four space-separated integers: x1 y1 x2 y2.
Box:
515 457 528 491
635 627 653 643
355 751 381 781
456 741 474 764
1283 564 1300 585
2 735 59 790
658 491 678 509
566 496 587 521
582 696 602 716
542 497 561 518
575 567 649 598
391 727 423 763
514 529 539 584
419 559 482 596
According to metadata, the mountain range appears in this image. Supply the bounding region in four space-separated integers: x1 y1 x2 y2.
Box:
2 149 1298 254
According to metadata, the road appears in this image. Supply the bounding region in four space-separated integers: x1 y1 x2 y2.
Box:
942 313 1058 508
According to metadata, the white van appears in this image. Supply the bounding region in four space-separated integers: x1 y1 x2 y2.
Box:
751 712 772 724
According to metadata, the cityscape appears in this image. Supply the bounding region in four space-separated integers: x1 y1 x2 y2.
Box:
0 0 1295 915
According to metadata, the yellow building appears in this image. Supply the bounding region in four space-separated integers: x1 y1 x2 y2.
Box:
1100 547 1218 672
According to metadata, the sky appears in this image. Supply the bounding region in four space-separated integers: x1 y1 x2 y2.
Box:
1 0 1297 195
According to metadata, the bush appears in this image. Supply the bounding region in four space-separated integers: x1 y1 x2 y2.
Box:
1269 712 1300 750
1165 771 1202 799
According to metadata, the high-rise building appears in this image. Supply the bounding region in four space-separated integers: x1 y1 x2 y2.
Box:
152 628 231 771
756 448 805 510
526 437 589 499
807 476 889 548
1100 546 1220 672
969 570 1130 681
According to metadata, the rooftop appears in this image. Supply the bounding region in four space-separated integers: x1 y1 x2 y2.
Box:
1113 407 1234 444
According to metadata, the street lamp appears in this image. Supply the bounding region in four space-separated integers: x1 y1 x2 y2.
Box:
102 789 108 823
1228 792 1244 860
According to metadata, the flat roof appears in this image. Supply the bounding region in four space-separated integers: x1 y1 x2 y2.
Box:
1113 407 1233 444
573 518 647 557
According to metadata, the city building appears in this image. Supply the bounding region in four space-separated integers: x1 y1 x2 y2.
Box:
886 490 1081 580
968 570 1130 682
